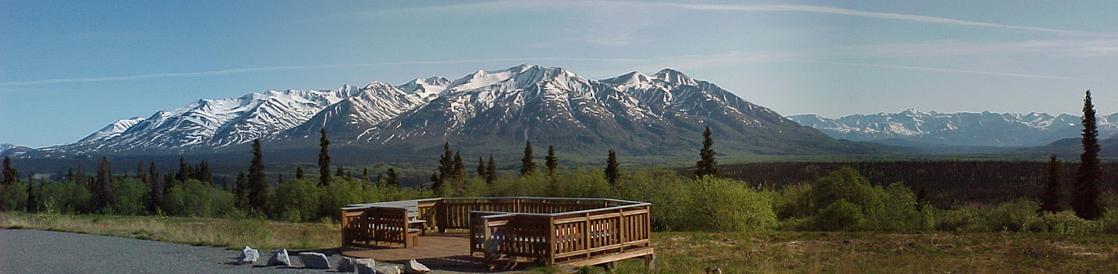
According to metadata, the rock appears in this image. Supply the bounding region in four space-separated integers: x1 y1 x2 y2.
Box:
404 259 431 273
375 265 402 274
337 257 357 272
238 246 259 265
355 259 376 274
267 249 291 267
298 252 331 269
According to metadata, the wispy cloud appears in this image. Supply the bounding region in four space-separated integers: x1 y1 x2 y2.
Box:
807 60 1079 81
626 2 1107 36
0 57 649 87
854 39 1118 58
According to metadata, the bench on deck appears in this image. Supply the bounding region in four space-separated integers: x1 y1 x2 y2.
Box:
341 201 427 247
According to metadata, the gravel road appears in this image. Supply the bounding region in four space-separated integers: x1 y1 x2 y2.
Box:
0 229 499 273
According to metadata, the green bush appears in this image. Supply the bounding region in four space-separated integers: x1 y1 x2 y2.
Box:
813 199 863 231
691 176 778 232
934 207 985 232
985 199 1040 232
318 179 367 220
38 180 91 213
163 179 235 217
0 182 28 211
273 179 322 222
1026 211 1100 234
110 178 149 215
773 183 813 219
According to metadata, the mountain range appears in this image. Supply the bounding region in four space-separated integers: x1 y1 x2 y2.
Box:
24 65 880 162
790 110 1118 147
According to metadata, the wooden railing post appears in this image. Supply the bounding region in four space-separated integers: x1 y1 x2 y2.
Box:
547 216 556 265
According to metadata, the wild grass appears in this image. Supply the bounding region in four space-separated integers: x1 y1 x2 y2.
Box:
0 211 337 250
7 212 1118 273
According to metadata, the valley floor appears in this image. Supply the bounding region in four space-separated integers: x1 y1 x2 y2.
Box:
2 212 1116 273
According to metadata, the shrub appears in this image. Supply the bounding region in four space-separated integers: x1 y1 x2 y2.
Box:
934 207 985 232
318 179 366 220
985 199 1040 232
38 180 91 213
773 183 814 219
0 182 28 211
110 178 149 215
273 179 321 222
692 176 778 232
163 179 235 217
813 199 863 231
1026 211 1100 234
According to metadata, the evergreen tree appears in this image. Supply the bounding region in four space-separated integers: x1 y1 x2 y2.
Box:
247 139 269 214
477 157 487 179
1041 155 1062 213
136 160 147 184
452 151 466 182
75 159 85 188
433 142 454 192
295 166 305 180
915 187 928 211
695 126 719 178
1074 90 1104 219
486 155 497 185
520 141 536 176
2 156 16 184
146 162 163 213
336 165 345 178
196 160 212 182
545 145 558 176
605 149 620 185
318 128 332 186
235 171 247 209
362 168 369 182
26 177 37 212
92 156 113 212
385 168 400 187
176 156 188 182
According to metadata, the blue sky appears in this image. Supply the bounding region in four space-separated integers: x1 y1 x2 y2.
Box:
3 0 1118 147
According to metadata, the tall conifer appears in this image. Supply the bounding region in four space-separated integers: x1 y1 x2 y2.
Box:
521 141 535 176
318 128 332 186
486 155 497 185
695 126 719 178
1040 155 1062 213
247 139 269 214
605 150 620 185
1074 90 1103 219
545 145 558 176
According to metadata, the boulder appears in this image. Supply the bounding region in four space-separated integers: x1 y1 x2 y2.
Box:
337 257 356 272
267 249 291 267
238 246 259 265
355 259 376 274
299 252 331 269
375 265 402 274
404 259 431 273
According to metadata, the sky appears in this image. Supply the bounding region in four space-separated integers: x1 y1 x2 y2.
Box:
3 0 1118 147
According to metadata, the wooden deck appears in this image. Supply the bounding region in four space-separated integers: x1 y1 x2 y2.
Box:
340 197 654 270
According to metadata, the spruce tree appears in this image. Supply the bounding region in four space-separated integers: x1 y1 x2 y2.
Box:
520 141 536 176
2 156 16 184
176 156 188 182
247 139 269 214
235 171 247 209
146 162 163 213
385 168 400 187
1040 155 1062 213
605 149 620 185
452 151 466 182
477 157 487 179
336 165 345 178
26 177 37 212
362 168 369 182
1074 90 1104 219
295 166 305 180
196 160 212 182
75 159 85 188
545 145 558 176
136 160 147 184
92 156 112 212
318 128 332 186
486 155 497 185
695 126 719 178
433 142 454 192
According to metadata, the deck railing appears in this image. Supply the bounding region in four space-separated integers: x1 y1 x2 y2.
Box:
342 197 653 266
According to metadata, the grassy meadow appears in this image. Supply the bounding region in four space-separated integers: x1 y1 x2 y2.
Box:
4 212 1118 273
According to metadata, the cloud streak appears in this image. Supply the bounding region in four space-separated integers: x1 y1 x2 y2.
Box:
0 57 649 87
627 2 1107 36
808 60 1078 81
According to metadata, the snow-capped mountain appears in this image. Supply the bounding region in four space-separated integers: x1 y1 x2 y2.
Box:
0 143 32 158
790 110 1118 147
46 89 358 153
39 65 874 158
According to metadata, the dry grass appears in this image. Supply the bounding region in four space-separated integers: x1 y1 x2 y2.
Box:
0 212 338 250
5 212 1118 273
